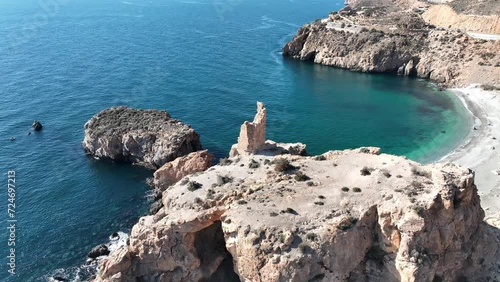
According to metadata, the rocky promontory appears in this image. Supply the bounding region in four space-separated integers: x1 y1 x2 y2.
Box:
93 103 500 282
283 0 500 87
83 106 202 169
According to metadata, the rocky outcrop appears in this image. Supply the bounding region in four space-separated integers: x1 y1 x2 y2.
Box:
87 244 110 259
95 145 500 282
82 106 202 169
282 4 500 87
153 150 214 191
32 120 43 131
92 106 500 282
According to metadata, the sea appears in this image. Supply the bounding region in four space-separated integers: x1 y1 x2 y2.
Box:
0 0 471 281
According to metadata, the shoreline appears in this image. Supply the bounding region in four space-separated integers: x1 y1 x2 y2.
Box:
438 85 500 217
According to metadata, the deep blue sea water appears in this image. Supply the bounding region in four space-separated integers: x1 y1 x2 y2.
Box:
0 0 470 281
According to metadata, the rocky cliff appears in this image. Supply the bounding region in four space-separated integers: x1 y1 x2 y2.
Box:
93 104 500 282
282 3 500 87
82 106 202 169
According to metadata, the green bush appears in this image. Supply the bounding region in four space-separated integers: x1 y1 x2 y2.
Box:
274 158 294 172
187 181 202 192
294 171 310 181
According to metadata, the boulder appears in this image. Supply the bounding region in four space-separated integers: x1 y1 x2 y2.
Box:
82 107 202 169
87 244 110 259
153 150 214 190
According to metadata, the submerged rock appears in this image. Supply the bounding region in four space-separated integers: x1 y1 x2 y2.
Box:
82 106 202 169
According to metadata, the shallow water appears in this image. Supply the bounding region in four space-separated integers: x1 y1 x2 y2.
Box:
0 0 470 281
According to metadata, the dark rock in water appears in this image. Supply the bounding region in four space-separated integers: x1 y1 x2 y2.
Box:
150 200 164 215
111 232 119 239
87 244 110 259
441 130 446 134
153 188 163 201
82 106 203 169
32 120 43 131
10 137 16 141
52 277 66 281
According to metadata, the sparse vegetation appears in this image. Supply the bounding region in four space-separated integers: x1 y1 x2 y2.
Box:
360 166 374 176
481 84 500 91
341 187 350 192
274 158 295 172
187 181 202 192
313 155 326 161
338 217 358 231
237 200 248 205
248 159 260 169
283 207 298 215
294 171 311 181
411 167 431 178
413 205 425 217
306 232 317 241
314 201 324 206
278 233 285 243
216 175 233 186
219 158 232 166
382 169 392 178
353 187 362 193
298 243 311 253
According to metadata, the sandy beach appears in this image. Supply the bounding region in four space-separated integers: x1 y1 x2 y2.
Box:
439 85 500 221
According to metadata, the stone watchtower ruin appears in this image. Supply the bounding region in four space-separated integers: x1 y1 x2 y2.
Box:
230 102 266 157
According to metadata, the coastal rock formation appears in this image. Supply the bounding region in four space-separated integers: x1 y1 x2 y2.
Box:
422 4 500 34
153 150 214 191
82 107 202 169
95 146 500 282
87 244 110 259
282 2 500 87
229 102 266 157
32 120 43 131
94 106 500 282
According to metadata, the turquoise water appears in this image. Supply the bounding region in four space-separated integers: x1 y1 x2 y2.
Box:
0 0 470 281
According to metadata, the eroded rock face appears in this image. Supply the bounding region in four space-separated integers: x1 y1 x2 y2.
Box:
94 147 499 282
83 107 202 169
153 150 214 191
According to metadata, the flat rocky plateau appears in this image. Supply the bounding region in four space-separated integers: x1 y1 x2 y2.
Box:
93 104 500 282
